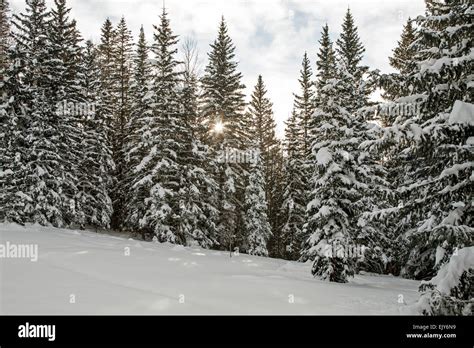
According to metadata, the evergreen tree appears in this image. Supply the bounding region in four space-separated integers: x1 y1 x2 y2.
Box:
280 109 307 260
401 0 473 279
389 18 417 76
98 19 117 115
246 75 281 245
294 52 316 160
147 8 184 243
418 246 473 315
315 24 336 105
382 18 417 102
267 144 285 258
300 61 358 282
97 17 117 182
110 16 133 229
177 37 219 248
76 40 114 228
123 25 153 237
0 0 27 223
3 0 77 226
244 148 272 257
127 8 184 243
280 53 317 260
336 8 370 112
301 21 385 281
200 17 247 252
366 0 473 281
47 0 85 224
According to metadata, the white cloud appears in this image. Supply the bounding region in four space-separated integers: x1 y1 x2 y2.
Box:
11 0 426 137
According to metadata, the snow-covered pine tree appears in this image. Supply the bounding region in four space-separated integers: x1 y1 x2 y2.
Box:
128 8 184 243
365 0 473 282
279 53 317 260
301 21 384 281
244 145 272 257
360 19 418 275
175 37 219 248
417 246 473 316
75 40 114 229
336 8 370 113
246 75 281 249
98 18 117 127
97 17 117 204
381 18 418 103
110 16 133 229
267 143 285 258
281 109 307 260
402 0 473 280
200 17 247 252
47 0 86 225
122 25 153 238
300 59 358 283
148 8 185 243
5 0 76 226
328 13 389 274
389 18 417 75
0 0 27 223
294 52 316 160
314 24 336 107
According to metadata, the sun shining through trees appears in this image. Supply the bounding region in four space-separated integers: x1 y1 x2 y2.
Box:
213 120 225 134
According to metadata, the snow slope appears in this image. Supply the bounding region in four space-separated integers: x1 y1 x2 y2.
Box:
0 223 420 315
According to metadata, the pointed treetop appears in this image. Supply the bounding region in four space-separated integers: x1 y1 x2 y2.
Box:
389 17 417 75
293 52 315 114
316 23 336 88
336 7 365 74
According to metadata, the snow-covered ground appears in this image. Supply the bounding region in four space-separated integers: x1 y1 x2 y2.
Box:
0 223 421 315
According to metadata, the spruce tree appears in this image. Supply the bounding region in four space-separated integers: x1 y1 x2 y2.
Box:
267 144 285 258
389 18 417 76
401 0 473 279
418 246 473 315
301 21 386 281
76 40 114 228
365 0 473 282
4 0 74 226
97 17 117 176
315 24 336 105
177 37 219 248
47 0 85 224
294 52 316 160
246 75 281 245
244 148 272 257
122 25 152 237
200 17 247 252
110 16 133 229
280 53 317 260
0 0 27 223
336 8 370 112
382 18 417 102
126 8 185 243
281 109 307 260
300 61 357 283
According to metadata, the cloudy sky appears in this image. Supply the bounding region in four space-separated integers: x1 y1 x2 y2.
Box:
11 0 426 137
